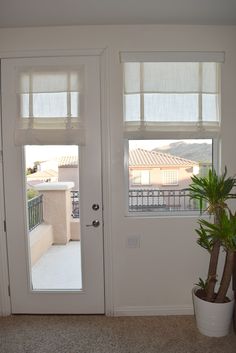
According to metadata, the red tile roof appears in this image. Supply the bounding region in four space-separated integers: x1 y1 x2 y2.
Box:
58 155 78 167
129 149 198 167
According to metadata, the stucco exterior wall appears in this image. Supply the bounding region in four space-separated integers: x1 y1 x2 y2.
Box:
30 224 53 266
130 166 194 189
58 167 79 190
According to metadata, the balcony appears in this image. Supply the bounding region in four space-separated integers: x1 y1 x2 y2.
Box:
129 188 199 212
32 241 81 290
28 191 80 232
28 182 81 290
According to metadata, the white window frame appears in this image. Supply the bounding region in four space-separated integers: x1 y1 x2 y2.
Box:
162 169 179 186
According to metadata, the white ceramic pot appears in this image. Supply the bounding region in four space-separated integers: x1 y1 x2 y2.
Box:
192 286 235 337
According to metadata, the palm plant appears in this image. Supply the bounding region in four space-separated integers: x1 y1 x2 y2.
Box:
189 167 236 303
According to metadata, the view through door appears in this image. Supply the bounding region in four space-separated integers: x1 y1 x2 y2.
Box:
26 145 82 290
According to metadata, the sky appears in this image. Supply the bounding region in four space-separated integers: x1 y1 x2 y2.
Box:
25 145 78 168
25 139 212 167
129 139 212 151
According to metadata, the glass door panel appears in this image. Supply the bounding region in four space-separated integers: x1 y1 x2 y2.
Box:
25 145 82 290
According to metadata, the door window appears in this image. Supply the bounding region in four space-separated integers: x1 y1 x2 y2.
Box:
25 145 82 290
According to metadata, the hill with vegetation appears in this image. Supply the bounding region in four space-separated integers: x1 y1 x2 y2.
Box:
154 141 212 163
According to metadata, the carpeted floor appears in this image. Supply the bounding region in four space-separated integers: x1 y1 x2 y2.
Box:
0 315 236 353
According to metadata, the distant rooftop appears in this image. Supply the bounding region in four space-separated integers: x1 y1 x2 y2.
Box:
27 169 58 180
31 151 197 169
129 149 198 167
58 156 78 168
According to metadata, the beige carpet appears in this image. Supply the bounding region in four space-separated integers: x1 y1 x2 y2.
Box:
0 315 236 353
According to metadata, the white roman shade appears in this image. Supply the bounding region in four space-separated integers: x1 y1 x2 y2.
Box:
121 52 223 139
15 67 85 145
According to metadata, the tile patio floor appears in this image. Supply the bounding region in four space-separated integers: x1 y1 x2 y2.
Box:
32 241 82 290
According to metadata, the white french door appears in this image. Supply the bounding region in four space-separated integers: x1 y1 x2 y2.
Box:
1 56 105 313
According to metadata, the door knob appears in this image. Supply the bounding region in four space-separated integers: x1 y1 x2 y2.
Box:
86 220 100 228
92 204 99 211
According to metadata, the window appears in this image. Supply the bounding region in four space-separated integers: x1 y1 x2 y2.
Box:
162 170 178 186
122 51 222 215
131 170 150 185
128 139 213 214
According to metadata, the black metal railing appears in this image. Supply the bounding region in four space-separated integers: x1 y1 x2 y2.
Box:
71 191 80 218
71 189 199 214
28 195 43 231
129 188 200 212
70 189 200 216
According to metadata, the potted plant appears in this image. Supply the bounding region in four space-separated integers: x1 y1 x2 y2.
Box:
189 168 236 337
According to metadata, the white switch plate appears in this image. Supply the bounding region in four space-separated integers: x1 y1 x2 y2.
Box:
126 235 141 248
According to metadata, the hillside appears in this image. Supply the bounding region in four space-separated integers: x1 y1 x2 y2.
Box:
154 142 212 163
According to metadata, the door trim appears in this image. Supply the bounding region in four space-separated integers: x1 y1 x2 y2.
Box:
0 48 113 316
0 48 104 59
100 48 114 316
0 58 11 314
0 154 11 316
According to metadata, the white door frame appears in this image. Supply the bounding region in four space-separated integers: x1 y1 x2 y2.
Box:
0 48 113 316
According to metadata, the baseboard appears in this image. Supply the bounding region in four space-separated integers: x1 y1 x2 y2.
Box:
114 305 194 316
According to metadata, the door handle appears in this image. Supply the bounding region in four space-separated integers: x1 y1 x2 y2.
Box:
86 220 100 228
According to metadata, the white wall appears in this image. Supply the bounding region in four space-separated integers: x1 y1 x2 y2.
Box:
0 25 236 315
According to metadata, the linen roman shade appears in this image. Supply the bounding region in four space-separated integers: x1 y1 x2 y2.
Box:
15 67 85 145
121 52 224 139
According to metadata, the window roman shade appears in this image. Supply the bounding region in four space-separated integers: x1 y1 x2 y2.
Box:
121 52 223 139
15 67 85 145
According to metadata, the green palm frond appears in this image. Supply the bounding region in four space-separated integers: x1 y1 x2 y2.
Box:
198 211 236 252
195 223 214 252
188 167 236 214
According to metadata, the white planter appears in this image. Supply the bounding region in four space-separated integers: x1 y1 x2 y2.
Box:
192 286 235 337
